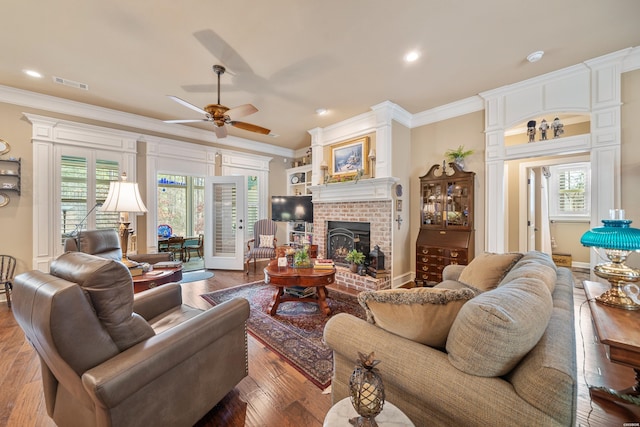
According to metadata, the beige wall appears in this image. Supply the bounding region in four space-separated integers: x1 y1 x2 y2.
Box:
0 103 36 274
621 69 640 267
410 111 486 265
391 121 412 278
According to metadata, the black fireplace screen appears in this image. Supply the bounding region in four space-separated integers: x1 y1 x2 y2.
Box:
326 221 370 266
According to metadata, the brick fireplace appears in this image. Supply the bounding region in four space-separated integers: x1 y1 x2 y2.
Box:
310 177 398 291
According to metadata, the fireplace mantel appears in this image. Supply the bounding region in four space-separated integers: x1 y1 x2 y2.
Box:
310 177 399 203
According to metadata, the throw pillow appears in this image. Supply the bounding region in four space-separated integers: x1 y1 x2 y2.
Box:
446 276 553 377
358 287 476 348
259 234 275 248
458 252 523 291
498 251 557 293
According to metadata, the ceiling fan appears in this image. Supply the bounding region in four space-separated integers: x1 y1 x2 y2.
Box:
164 64 270 138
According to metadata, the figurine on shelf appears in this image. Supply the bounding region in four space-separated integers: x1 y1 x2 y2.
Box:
527 120 536 142
551 117 564 138
538 119 549 141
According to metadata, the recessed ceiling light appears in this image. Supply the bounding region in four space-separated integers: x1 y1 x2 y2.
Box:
526 51 544 63
404 51 420 63
24 69 43 78
315 108 328 115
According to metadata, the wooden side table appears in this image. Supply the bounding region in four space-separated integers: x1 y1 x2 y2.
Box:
583 280 640 406
132 266 183 293
323 397 414 426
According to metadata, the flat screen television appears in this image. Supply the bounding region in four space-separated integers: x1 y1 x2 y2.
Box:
271 195 313 222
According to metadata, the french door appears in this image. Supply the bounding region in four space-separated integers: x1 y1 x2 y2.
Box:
204 176 246 270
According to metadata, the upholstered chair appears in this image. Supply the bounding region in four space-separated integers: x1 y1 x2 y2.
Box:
12 251 250 427
245 219 278 273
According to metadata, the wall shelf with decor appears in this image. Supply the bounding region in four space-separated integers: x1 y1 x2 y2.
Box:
286 164 312 195
284 165 313 246
415 162 475 286
288 221 314 246
0 157 21 196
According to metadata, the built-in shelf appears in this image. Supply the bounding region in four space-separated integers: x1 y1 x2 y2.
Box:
284 165 313 246
0 158 21 196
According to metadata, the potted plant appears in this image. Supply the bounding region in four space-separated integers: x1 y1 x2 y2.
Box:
345 249 366 273
293 245 311 267
445 145 474 169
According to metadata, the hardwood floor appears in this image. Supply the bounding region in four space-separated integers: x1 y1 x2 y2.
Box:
1 262 639 426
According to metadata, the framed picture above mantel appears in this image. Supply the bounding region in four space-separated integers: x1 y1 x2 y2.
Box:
330 136 369 178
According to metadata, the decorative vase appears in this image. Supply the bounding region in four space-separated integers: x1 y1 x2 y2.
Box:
454 158 465 170
349 352 385 426
350 263 359 273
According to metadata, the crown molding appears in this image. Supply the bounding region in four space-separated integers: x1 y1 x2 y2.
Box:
621 46 640 73
411 96 484 127
0 84 294 158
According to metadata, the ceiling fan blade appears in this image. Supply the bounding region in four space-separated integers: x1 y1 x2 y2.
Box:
213 124 228 138
193 29 253 74
230 121 271 135
163 119 209 124
226 104 258 119
167 95 208 115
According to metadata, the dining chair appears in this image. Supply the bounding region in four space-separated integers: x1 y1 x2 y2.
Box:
0 255 17 307
184 234 204 262
166 236 185 261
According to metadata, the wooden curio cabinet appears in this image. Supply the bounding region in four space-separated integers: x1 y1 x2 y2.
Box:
415 163 475 286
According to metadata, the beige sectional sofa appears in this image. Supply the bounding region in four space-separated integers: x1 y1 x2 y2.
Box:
324 251 577 426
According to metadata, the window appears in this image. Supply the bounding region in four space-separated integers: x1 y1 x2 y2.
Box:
548 162 590 220
157 174 205 237
60 155 120 241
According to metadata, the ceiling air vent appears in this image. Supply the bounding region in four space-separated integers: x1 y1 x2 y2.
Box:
52 76 89 90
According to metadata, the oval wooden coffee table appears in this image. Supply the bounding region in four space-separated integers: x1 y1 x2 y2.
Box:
263 260 336 316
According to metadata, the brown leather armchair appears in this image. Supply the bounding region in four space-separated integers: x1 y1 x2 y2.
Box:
64 229 172 265
12 251 249 427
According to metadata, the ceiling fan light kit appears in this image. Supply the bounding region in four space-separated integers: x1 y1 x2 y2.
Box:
164 64 270 138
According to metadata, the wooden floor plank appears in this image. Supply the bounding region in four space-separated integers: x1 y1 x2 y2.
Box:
1 263 638 426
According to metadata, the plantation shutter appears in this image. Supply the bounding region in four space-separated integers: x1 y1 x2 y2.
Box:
247 176 259 237
60 156 119 241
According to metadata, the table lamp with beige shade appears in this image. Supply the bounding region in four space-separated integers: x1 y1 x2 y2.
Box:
101 172 147 268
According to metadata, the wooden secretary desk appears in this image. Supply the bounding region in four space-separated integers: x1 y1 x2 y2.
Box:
415 163 475 286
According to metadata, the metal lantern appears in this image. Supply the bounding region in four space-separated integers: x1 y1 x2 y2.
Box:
367 245 385 278
349 352 385 426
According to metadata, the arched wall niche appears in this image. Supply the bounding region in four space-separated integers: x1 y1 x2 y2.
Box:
504 113 591 146
480 50 630 255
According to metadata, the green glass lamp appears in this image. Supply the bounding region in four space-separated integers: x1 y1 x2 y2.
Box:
580 212 640 310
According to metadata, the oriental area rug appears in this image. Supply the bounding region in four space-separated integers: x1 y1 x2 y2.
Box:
201 281 365 389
